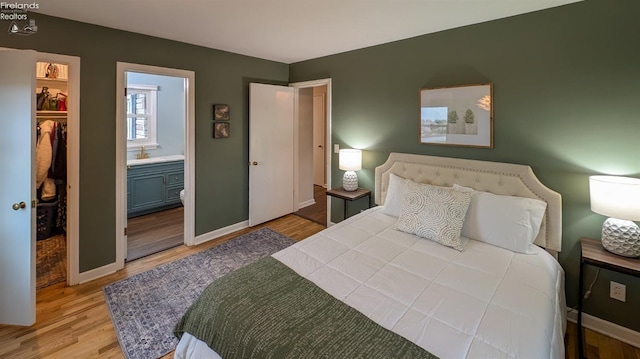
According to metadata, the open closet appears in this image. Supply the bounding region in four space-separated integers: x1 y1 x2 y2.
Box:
35 61 68 289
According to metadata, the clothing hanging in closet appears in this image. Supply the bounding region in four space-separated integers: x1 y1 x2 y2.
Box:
36 119 67 234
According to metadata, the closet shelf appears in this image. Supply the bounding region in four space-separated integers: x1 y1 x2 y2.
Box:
37 110 68 118
36 77 68 83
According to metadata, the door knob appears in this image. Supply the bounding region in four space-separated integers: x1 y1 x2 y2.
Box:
252 161 258 166
12 202 26 210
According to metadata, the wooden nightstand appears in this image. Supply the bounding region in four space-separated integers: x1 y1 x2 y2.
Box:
578 238 640 358
326 187 372 220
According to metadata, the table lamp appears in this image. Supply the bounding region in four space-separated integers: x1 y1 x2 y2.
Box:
589 175 640 257
339 149 362 191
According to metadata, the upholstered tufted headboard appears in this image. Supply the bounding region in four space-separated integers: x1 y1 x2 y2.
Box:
375 152 562 252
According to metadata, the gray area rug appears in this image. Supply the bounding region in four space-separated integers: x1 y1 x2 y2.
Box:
103 227 295 359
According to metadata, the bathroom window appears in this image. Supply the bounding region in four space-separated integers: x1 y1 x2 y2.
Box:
126 85 158 149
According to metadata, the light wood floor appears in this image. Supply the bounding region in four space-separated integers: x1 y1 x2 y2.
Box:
566 321 640 358
0 214 325 359
2 214 639 358
127 207 184 261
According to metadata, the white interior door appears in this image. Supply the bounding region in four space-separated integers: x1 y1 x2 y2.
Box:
249 83 294 226
0 49 37 326
312 94 326 186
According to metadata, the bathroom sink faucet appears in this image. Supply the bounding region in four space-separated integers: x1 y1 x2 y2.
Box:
136 146 149 159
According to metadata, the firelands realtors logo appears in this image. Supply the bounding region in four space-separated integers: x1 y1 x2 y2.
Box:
1 2 39 35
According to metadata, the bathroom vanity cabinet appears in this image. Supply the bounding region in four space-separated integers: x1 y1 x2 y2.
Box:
127 160 184 218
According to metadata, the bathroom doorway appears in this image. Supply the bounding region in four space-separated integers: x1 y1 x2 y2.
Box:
115 63 195 266
125 72 185 261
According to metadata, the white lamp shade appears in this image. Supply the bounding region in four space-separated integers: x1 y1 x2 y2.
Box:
339 149 362 171
589 175 640 221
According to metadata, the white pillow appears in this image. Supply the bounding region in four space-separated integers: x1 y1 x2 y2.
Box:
453 184 547 254
381 173 408 217
396 181 472 251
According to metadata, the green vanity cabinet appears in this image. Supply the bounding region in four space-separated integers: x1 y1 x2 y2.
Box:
165 169 184 205
127 160 184 218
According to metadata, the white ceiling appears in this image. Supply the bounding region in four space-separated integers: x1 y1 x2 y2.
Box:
35 0 580 64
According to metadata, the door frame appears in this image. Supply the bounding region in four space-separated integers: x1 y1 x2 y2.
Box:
290 79 332 226
115 62 195 268
312 91 327 187
36 52 81 285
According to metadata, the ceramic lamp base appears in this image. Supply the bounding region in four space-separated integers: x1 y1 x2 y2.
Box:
601 217 640 258
342 171 358 191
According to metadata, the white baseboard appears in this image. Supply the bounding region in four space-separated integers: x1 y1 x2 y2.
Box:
567 311 640 348
77 262 118 284
193 220 249 246
76 221 249 284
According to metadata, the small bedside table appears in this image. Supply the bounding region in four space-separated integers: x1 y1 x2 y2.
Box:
326 187 372 220
578 238 640 358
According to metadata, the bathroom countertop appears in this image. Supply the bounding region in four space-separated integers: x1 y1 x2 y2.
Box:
127 154 184 166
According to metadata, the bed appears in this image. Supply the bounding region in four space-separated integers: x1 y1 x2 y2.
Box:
174 152 566 359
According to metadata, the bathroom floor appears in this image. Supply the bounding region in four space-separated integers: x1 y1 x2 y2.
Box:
126 206 184 261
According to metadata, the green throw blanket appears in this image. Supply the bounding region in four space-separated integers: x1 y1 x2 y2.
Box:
174 256 438 359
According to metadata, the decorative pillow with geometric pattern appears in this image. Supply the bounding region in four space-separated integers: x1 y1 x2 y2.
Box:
395 180 472 251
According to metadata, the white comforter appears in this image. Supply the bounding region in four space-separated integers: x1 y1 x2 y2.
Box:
176 207 566 359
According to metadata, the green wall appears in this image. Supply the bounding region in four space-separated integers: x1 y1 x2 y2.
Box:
0 13 288 272
290 0 640 331
2 0 639 334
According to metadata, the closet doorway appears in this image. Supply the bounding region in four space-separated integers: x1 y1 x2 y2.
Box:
35 61 69 289
115 63 195 267
35 54 80 287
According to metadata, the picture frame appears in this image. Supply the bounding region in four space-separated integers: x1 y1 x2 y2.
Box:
419 83 493 148
213 122 230 138
213 104 230 121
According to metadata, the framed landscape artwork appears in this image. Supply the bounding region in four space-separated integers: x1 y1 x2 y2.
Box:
419 83 493 148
